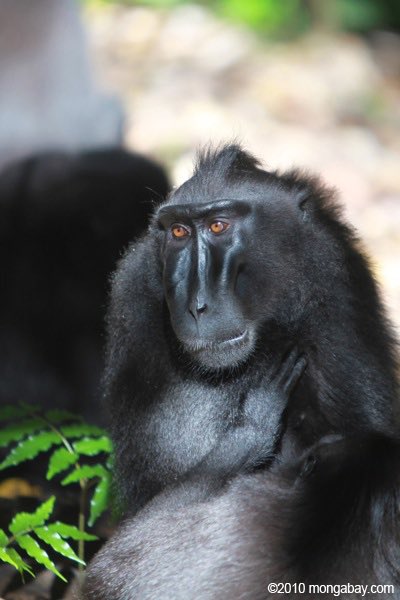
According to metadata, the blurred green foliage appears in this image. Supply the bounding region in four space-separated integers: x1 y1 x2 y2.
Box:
215 0 310 35
83 0 400 37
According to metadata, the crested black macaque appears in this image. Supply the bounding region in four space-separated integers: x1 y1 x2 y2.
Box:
84 145 400 599
0 149 169 421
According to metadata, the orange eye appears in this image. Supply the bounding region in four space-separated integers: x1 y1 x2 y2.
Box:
209 221 229 234
171 224 190 239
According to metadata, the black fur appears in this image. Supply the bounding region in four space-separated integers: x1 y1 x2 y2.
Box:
0 148 169 421
84 145 400 598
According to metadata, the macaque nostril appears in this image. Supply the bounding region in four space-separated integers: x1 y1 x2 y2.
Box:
189 302 207 321
196 303 207 315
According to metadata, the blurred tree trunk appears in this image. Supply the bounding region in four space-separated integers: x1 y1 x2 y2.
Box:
0 0 124 171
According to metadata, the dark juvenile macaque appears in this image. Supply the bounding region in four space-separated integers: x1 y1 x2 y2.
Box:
0 149 169 420
84 145 400 599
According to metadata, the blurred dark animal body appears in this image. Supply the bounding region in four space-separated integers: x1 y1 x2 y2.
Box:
84 145 400 598
0 149 169 421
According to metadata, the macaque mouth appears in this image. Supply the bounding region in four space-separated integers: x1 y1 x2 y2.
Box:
219 330 248 348
184 330 249 353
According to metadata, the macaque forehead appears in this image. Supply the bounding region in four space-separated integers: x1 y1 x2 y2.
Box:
156 199 252 226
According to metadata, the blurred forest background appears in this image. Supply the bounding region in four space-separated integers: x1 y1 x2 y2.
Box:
80 0 400 329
